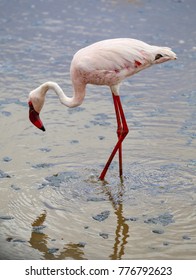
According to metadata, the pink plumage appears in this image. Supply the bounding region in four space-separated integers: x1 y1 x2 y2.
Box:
28 38 176 180
71 38 176 86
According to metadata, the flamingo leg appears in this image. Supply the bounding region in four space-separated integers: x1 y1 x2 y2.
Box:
99 93 129 180
112 93 123 177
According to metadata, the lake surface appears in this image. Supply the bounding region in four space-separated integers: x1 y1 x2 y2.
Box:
0 0 195 259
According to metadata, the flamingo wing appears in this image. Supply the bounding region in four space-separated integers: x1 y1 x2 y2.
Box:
71 38 155 86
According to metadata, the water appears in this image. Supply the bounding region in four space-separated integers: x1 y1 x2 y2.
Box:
0 0 196 259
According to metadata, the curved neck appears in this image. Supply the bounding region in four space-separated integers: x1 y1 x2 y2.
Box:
42 81 86 108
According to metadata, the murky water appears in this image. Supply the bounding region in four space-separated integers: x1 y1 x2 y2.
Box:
0 0 196 259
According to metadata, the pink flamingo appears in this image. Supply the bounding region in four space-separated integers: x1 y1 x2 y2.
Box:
28 38 176 180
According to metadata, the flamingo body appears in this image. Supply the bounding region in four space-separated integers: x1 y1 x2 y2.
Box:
28 38 176 180
71 38 175 87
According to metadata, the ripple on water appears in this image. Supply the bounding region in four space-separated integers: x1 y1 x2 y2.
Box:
35 160 196 209
1 159 196 259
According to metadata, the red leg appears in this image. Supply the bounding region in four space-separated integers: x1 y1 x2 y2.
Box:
99 94 129 180
112 93 123 177
115 94 129 178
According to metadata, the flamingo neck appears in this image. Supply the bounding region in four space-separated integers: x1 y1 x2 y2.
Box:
42 81 85 108
29 81 86 113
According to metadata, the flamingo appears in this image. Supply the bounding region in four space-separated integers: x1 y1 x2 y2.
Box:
28 38 176 180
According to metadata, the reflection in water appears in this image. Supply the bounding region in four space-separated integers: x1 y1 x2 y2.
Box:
29 181 129 260
102 183 129 260
111 203 129 260
29 211 86 260
29 211 48 258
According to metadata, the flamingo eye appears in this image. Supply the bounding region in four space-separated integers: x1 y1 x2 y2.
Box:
155 54 163 60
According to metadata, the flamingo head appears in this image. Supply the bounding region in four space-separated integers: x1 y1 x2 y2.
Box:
28 86 46 131
153 47 177 64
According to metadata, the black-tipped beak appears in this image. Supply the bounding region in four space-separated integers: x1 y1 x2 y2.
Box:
28 101 45 131
40 125 46 131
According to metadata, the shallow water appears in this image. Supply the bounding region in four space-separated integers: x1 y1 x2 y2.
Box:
0 0 196 259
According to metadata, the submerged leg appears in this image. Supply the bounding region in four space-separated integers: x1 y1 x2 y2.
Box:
99 93 129 181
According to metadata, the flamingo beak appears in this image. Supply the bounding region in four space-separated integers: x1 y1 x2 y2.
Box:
28 101 45 131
